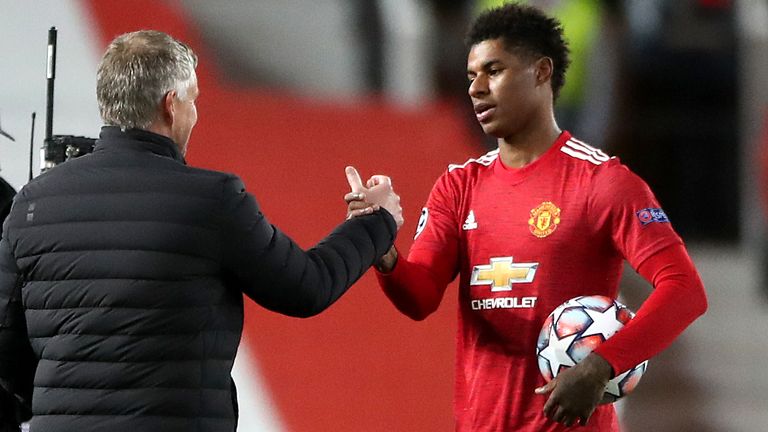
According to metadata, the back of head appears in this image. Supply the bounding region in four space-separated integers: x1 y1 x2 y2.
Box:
97 30 197 130
466 3 571 101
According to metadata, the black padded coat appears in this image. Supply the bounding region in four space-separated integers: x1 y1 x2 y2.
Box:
0 127 396 432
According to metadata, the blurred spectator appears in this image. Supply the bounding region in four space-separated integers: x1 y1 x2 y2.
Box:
607 0 739 242
761 122 768 204
357 1 385 93
760 109 768 300
422 1 474 101
376 0 435 105
418 0 490 144
180 0 373 99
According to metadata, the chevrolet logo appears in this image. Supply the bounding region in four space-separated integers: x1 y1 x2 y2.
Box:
470 257 538 292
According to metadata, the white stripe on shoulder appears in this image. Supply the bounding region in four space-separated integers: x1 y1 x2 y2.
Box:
568 138 611 161
560 145 604 165
448 148 500 172
560 138 614 165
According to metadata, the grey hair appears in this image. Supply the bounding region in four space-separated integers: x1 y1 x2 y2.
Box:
96 30 197 130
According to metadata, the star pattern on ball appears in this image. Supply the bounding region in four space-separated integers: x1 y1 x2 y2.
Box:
604 369 631 397
538 325 578 377
549 304 569 325
581 304 621 340
538 296 649 400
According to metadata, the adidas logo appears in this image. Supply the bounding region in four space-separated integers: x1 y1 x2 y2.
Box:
463 210 478 230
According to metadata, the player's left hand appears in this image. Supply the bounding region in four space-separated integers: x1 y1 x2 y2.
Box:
535 353 613 427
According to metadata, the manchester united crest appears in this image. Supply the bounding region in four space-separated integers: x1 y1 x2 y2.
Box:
528 202 561 238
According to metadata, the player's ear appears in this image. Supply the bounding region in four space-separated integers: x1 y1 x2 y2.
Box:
534 57 553 86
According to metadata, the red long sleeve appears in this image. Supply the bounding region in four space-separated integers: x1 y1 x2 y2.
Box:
376 248 451 321
593 244 708 375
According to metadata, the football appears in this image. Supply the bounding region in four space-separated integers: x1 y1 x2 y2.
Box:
536 295 648 401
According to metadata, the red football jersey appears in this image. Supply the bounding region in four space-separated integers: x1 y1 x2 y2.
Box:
385 131 683 431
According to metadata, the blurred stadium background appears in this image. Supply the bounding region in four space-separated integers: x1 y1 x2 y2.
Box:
1 1 766 431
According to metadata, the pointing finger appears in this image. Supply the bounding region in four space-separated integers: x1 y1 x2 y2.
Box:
345 166 365 193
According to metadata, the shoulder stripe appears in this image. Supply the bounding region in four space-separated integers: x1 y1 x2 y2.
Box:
568 138 612 161
448 149 499 172
560 145 604 165
560 139 614 165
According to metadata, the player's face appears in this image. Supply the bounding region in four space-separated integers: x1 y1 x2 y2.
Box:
170 72 199 155
467 39 545 139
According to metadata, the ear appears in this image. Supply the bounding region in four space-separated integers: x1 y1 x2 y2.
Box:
534 57 554 86
161 90 176 124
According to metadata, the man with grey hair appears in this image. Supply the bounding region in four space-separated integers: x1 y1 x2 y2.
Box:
97 30 200 154
0 30 402 431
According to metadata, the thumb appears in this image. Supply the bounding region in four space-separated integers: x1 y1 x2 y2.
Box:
345 166 365 193
535 379 556 395
368 175 392 187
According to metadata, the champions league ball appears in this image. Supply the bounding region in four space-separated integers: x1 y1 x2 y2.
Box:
536 295 648 401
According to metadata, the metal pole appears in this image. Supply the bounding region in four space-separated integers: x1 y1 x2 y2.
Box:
45 27 57 144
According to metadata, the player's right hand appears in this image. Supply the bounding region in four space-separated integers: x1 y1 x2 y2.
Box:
344 166 404 230
535 353 612 427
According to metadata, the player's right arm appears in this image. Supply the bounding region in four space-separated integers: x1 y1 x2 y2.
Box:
375 246 457 321
365 173 461 321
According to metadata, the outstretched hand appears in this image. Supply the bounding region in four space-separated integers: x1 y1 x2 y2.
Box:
534 353 613 427
344 166 403 229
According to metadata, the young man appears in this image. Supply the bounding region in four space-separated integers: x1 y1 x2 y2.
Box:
348 4 707 431
0 30 402 432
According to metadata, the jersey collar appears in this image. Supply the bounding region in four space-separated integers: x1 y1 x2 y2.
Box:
491 130 571 184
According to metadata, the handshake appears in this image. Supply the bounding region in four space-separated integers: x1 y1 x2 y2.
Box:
344 166 404 230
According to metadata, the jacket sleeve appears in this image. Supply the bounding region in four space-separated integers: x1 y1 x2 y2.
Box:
220 176 397 317
0 235 34 428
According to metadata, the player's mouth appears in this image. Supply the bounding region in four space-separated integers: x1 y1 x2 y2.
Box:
474 103 496 123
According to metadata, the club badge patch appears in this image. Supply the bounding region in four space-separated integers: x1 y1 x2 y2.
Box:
636 208 670 226
528 201 561 238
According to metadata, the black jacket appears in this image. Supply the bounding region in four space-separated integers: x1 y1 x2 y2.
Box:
0 177 14 225
0 127 396 432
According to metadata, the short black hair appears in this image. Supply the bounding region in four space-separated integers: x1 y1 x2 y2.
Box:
466 2 571 101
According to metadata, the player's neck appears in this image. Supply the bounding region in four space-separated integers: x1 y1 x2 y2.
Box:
497 119 561 169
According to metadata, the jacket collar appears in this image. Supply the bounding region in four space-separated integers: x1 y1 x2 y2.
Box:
94 126 186 164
